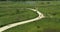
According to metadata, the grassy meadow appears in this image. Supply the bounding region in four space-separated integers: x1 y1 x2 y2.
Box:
0 1 60 32
0 8 38 27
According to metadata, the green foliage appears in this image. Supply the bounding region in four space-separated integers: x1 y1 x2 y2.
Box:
0 1 60 32
16 9 20 14
0 0 59 1
0 8 38 27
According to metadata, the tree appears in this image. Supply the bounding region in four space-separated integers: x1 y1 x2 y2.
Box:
0 0 6 1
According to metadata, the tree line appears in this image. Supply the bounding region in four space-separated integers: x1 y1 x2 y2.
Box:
0 0 58 1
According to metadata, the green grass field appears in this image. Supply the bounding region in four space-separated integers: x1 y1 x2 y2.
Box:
0 8 38 27
0 1 60 32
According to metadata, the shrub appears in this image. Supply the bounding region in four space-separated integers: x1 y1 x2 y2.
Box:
47 2 50 4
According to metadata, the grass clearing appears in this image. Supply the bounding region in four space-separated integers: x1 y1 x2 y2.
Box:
0 8 38 27
0 1 60 32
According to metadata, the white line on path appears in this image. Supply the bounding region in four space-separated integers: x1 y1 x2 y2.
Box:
0 8 45 32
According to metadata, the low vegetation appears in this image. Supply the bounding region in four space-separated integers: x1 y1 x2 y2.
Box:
0 8 38 27
0 1 59 32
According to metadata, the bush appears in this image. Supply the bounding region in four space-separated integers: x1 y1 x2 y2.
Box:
16 9 20 14
37 26 40 28
47 2 50 4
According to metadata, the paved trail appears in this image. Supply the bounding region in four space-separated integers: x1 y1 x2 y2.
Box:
0 8 45 32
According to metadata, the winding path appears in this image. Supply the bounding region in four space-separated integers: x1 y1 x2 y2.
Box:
0 8 45 32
